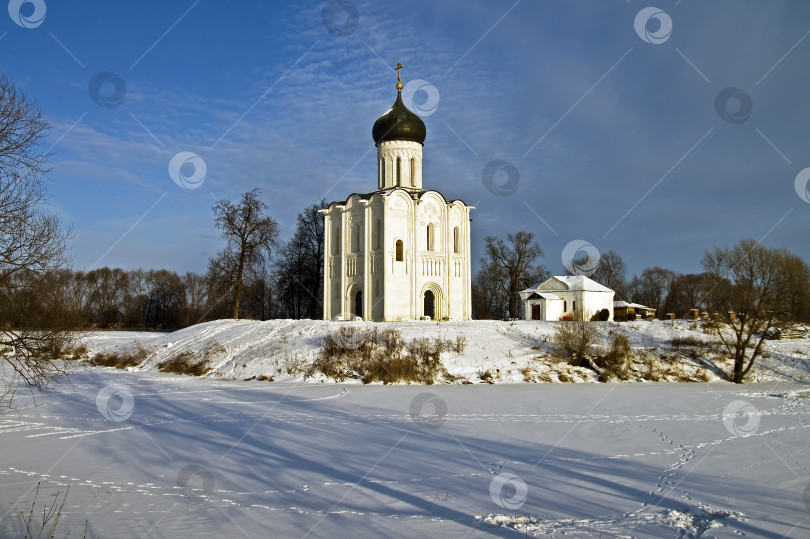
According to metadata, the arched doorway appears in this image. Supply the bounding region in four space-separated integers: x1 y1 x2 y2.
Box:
354 290 363 318
424 290 435 319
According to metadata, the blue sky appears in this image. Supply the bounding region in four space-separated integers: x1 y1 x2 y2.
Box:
2 0 809 278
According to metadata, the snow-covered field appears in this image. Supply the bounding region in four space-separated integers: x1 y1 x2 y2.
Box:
1 320 809 537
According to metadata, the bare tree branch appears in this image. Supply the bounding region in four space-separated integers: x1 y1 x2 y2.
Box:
210 188 279 319
0 75 74 407
701 239 804 383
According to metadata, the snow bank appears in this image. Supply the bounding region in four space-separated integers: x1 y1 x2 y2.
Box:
80 319 810 385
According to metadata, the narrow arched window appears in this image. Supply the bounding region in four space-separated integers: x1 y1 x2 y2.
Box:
395 240 403 261
375 219 381 250
396 157 401 186
333 227 340 254
381 158 385 187
410 158 416 186
453 226 459 254
427 223 434 251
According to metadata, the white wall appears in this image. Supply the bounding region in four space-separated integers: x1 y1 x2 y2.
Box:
524 298 564 321
521 288 614 321
377 140 423 190
556 291 614 320
322 187 473 321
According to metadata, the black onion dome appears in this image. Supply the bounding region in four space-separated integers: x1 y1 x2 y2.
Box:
372 91 426 145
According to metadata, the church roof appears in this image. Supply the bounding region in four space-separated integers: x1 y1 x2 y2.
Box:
321 188 474 211
372 91 426 145
372 63 426 145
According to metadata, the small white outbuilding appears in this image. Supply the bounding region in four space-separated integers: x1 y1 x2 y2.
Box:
520 275 615 321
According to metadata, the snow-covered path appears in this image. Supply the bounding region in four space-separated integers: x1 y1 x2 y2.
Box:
1 370 809 537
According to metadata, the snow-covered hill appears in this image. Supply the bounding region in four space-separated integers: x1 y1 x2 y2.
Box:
81 319 810 384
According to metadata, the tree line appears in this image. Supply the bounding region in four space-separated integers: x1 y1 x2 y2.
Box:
7 204 804 332
19 225 804 332
472 231 810 323
1 200 327 332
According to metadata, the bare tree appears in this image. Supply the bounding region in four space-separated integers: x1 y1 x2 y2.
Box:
205 252 239 319
628 266 676 315
297 201 325 319
0 75 73 405
144 269 184 329
477 231 547 319
210 188 279 319
662 272 713 317
772 251 810 322
472 270 505 320
590 250 627 298
85 267 128 327
123 268 149 328
64 269 91 324
241 258 274 320
701 239 799 383
182 272 209 326
274 201 325 319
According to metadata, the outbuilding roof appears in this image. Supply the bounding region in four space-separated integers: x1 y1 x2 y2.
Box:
614 300 654 310
530 275 614 293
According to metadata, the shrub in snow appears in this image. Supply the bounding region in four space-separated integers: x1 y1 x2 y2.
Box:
158 351 210 376
591 308 610 321
91 347 149 369
596 331 632 381
669 335 710 350
641 353 662 381
552 311 599 368
311 327 450 384
19 482 81 538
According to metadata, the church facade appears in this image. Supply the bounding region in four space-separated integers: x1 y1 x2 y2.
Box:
321 64 474 321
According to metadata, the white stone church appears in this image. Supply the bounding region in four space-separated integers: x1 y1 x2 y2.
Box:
321 64 474 321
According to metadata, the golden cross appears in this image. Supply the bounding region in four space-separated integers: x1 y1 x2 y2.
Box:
395 61 403 90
